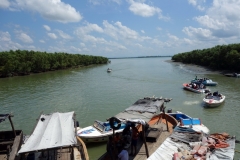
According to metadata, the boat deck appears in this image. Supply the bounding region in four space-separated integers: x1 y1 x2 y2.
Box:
130 119 174 160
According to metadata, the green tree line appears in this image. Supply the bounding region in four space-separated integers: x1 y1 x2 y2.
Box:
171 43 240 72
0 50 109 78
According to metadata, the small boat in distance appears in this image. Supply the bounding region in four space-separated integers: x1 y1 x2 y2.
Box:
203 91 226 107
183 83 210 94
191 77 218 86
224 73 240 78
107 68 112 72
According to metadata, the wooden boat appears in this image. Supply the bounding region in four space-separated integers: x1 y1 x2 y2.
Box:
183 83 210 94
18 111 89 160
191 78 218 86
203 91 226 107
79 97 170 144
77 118 127 143
0 114 23 160
98 111 178 160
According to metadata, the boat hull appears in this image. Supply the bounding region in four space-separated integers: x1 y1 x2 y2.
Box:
183 83 209 94
203 95 225 107
191 79 218 86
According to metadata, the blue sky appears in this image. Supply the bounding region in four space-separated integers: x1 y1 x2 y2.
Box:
0 0 240 58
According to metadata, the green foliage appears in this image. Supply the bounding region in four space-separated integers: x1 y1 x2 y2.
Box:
0 50 108 77
172 43 240 72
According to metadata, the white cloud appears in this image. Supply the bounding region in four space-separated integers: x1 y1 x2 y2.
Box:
168 34 179 41
43 25 51 31
0 31 23 51
182 26 212 39
16 32 34 43
128 1 161 17
88 0 122 5
15 0 82 23
56 30 72 39
47 33 57 39
0 0 10 8
80 43 85 47
193 0 240 38
0 31 11 42
188 0 205 11
103 20 139 40
39 40 45 43
75 23 103 36
141 30 145 33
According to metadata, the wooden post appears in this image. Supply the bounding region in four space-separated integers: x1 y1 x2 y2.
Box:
142 124 149 158
163 104 169 132
8 114 16 137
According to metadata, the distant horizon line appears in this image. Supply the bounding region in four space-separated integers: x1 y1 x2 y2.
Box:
108 55 173 59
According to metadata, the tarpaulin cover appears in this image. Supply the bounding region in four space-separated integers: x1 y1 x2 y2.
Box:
18 111 77 154
0 114 10 123
115 98 165 122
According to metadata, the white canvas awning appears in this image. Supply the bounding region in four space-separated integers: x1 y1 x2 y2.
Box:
18 111 77 154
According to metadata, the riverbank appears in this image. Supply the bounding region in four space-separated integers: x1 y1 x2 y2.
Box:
166 60 231 75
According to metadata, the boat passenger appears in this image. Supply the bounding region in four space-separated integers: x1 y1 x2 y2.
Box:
129 123 139 156
118 145 129 160
121 126 131 149
114 133 121 153
106 136 114 160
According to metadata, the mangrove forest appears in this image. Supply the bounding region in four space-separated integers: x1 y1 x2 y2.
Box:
0 50 109 78
171 43 240 72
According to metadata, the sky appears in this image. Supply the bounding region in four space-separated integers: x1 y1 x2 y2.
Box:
0 0 240 58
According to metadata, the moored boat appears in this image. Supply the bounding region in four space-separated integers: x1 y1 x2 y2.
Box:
18 111 89 160
77 118 127 143
0 114 23 160
191 77 218 86
203 91 226 107
183 83 210 94
168 111 210 134
98 110 178 160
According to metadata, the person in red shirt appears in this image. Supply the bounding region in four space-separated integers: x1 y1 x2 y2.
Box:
129 123 139 156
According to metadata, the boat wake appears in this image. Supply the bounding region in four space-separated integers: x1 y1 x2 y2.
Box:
183 100 200 105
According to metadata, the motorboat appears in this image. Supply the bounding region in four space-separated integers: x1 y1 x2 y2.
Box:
224 73 240 78
203 91 226 107
191 77 218 86
183 83 210 94
77 118 127 143
168 111 210 134
107 68 112 72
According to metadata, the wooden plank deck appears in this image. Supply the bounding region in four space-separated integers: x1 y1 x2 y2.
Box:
130 119 174 160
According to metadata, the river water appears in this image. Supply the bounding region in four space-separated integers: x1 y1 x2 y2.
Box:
1 57 239 159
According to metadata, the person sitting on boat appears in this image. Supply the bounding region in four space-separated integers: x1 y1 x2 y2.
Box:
118 145 129 160
213 91 218 96
200 83 204 89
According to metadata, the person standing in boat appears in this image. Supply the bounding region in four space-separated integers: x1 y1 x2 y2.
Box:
129 123 139 156
106 136 114 160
